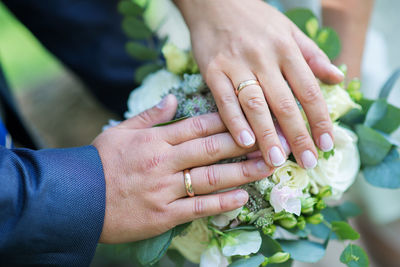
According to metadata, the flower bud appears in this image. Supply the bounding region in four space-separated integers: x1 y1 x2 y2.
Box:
279 214 297 229
306 213 324 225
317 186 332 199
269 252 291 264
262 224 276 236
297 216 306 230
315 199 327 210
301 197 317 214
261 258 269 267
162 43 189 75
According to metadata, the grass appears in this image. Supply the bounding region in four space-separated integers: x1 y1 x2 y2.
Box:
0 2 63 92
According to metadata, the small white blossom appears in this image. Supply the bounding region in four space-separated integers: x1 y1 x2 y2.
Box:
221 230 262 257
255 177 275 195
270 182 302 216
200 240 229 267
211 207 243 228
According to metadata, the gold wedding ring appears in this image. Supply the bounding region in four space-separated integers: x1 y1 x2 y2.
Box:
235 79 260 96
183 169 195 197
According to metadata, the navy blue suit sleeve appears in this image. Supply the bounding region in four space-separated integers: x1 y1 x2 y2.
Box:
0 145 106 266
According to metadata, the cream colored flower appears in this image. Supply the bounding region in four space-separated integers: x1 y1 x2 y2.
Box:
211 207 242 228
272 161 310 190
162 43 191 75
308 125 360 200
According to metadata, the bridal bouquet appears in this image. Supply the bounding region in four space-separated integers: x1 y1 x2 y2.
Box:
111 1 400 266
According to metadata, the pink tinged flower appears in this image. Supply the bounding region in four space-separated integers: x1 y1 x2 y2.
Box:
270 184 302 216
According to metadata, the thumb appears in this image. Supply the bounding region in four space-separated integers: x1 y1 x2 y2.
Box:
292 28 344 84
121 94 178 129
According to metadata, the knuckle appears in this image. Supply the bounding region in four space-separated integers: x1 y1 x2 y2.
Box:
205 165 220 187
240 162 252 179
313 119 331 131
193 198 206 216
277 98 298 116
218 194 228 212
202 136 220 158
243 95 266 113
301 83 321 103
261 128 276 141
190 116 208 137
137 110 153 124
293 133 310 148
219 94 237 108
142 153 166 172
275 36 293 53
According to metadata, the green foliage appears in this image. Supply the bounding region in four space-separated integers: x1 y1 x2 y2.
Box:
118 0 145 16
285 8 315 33
315 27 341 60
331 221 360 241
134 230 173 266
153 116 189 127
278 240 325 263
337 201 362 219
355 124 392 166
259 234 282 257
134 62 163 83
166 249 186 267
363 148 400 188
126 41 159 61
364 99 400 134
229 254 265 267
340 244 369 267
122 16 153 39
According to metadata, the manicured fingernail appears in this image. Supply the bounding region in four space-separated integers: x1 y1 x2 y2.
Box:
330 64 344 78
256 159 270 173
320 133 334 152
156 96 167 109
278 134 291 156
239 130 255 146
235 190 248 204
301 150 317 169
269 146 286 167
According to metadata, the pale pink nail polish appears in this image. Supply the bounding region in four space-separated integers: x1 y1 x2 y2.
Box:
239 130 255 146
330 64 344 78
274 121 291 155
156 96 167 109
320 133 334 152
235 190 248 204
256 160 270 173
302 150 317 169
269 146 286 167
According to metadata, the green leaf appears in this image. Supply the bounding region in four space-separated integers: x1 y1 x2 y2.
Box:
259 234 282 257
364 99 388 128
355 124 392 166
278 240 325 263
122 16 152 39
363 148 400 188
126 42 159 61
364 98 400 134
305 17 319 38
223 225 258 233
118 0 145 16
134 62 163 83
167 249 186 267
173 222 192 237
315 27 341 60
340 244 369 267
379 68 400 99
134 230 173 266
331 221 360 241
337 201 362 219
153 116 190 127
268 259 294 267
229 254 265 267
285 8 316 33
308 207 342 240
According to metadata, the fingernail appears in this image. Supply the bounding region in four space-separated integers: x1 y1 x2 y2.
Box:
235 190 248 204
269 146 286 167
239 130 255 147
319 133 334 152
156 96 167 109
330 64 344 78
301 150 317 169
278 134 291 156
256 159 270 173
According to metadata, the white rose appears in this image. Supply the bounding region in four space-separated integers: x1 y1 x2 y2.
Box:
200 240 229 267
221 230 262 257
308 124 360 200
211 207 242 228
320 83 361 121
124 69 181 119
272 161 310 190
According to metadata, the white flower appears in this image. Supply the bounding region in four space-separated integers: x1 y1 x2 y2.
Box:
170 219 211 264
270 183 302 216
255 177 275 195
272 161 310 190
320 83 361 121
211 207 243 228
221 230 262 257
200 240 229 267
308 125 360 200
125 69 181 118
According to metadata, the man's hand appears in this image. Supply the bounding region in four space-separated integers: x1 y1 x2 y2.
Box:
93 95 273 243
175 0 344 169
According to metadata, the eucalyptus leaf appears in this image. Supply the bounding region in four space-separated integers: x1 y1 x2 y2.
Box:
122 16 152 39
340 244 369 267
167 249 186 267
118 0 145 16
355 124 392 166
229 254 265 267
259 234 282 257
364 99 388 128
134 230 173 266
337 201 362 219
279 240 325 263
153 116 189 127
331 221 360 241
135 63 163 83
305 17 319 38
308 207 342 240
268 259 293 267
363 148 400 188
315 27 341 60
379 68 400 99
285 8 316 33
126 42 159 61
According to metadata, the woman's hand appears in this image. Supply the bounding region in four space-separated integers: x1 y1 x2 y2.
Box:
94 95 273 243
175 0 344 169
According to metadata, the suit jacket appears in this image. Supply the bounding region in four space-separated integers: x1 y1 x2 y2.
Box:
0 0 143 264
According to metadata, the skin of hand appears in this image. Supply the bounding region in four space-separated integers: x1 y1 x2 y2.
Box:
94 95 273 243
322 0 375 79
174 0 345 170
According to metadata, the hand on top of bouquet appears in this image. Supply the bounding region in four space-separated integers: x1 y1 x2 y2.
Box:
175 0 344 169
